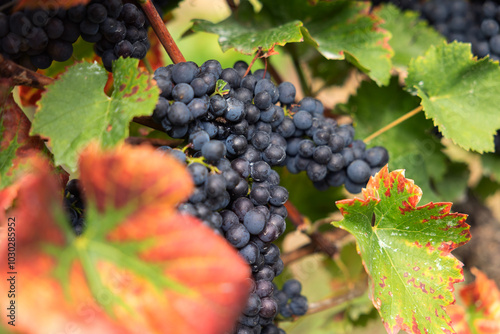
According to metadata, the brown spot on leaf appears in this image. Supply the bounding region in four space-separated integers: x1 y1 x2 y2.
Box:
123 85 139 98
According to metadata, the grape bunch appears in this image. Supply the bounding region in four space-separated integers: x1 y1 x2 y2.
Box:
150 58 389 333
152 60 389 194
77 0 150 71
273 279 309 318
0 0 151 71
63 179 85 236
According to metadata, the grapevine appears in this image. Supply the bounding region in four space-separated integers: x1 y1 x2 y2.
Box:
4 1 500 334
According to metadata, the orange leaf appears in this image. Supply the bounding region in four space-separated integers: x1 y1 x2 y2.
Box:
447 268 500 334
447 305 472 334
1 144 250 333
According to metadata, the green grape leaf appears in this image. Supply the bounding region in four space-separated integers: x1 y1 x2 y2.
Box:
301 0 393 86
347 77 446 180
377 4 445 70
191 18 304 54
31 58 159 172
192 0 393 85
344 77 458 203
333 166 470 334
406 42 500 153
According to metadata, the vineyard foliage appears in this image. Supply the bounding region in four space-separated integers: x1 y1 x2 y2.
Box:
3 0 500 333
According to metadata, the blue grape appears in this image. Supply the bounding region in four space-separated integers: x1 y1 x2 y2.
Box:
244 208 267 234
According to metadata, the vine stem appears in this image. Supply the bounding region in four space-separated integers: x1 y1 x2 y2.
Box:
138 0 186 64
0 55 55 88
363 105 423 143
284 201 341 259
125 136 182 147
226 0 237 12
305 279 367 315
281 243 317 265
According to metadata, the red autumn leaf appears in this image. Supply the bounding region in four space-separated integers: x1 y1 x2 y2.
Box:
0 93 46 165
0 81 52 222
447 304 471 334
18 85 43 107
0 143 250 333
449 268 500 334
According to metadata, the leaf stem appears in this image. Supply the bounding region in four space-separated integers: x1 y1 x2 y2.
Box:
141 57 154 74
0 55 55 88
138 0 186 64
244 48 262 78
363 105 423 143
261 57 283 85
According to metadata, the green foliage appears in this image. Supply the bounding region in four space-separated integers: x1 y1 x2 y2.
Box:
333 167 470 334
31 58 159 172
344 77 453 203
406 42 500 153
481 153 500 182
193 0 392 85
378 4 445 70
192 18 304 54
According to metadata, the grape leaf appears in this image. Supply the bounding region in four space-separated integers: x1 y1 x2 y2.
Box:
333 166 470 334
192 18 304 54
377 4 445 70
343 77 457 203
14 0 91 10
192 0 393 85
31 58 159 172
300 0 392 86
1 144 250 333
0 85 46 189
406 42 500 153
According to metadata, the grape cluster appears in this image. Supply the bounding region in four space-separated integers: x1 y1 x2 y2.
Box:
63 179 85 236
0 0 150 71
152 60 388 194
79 0 150 71
273 279 309 318
151 59 389 333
